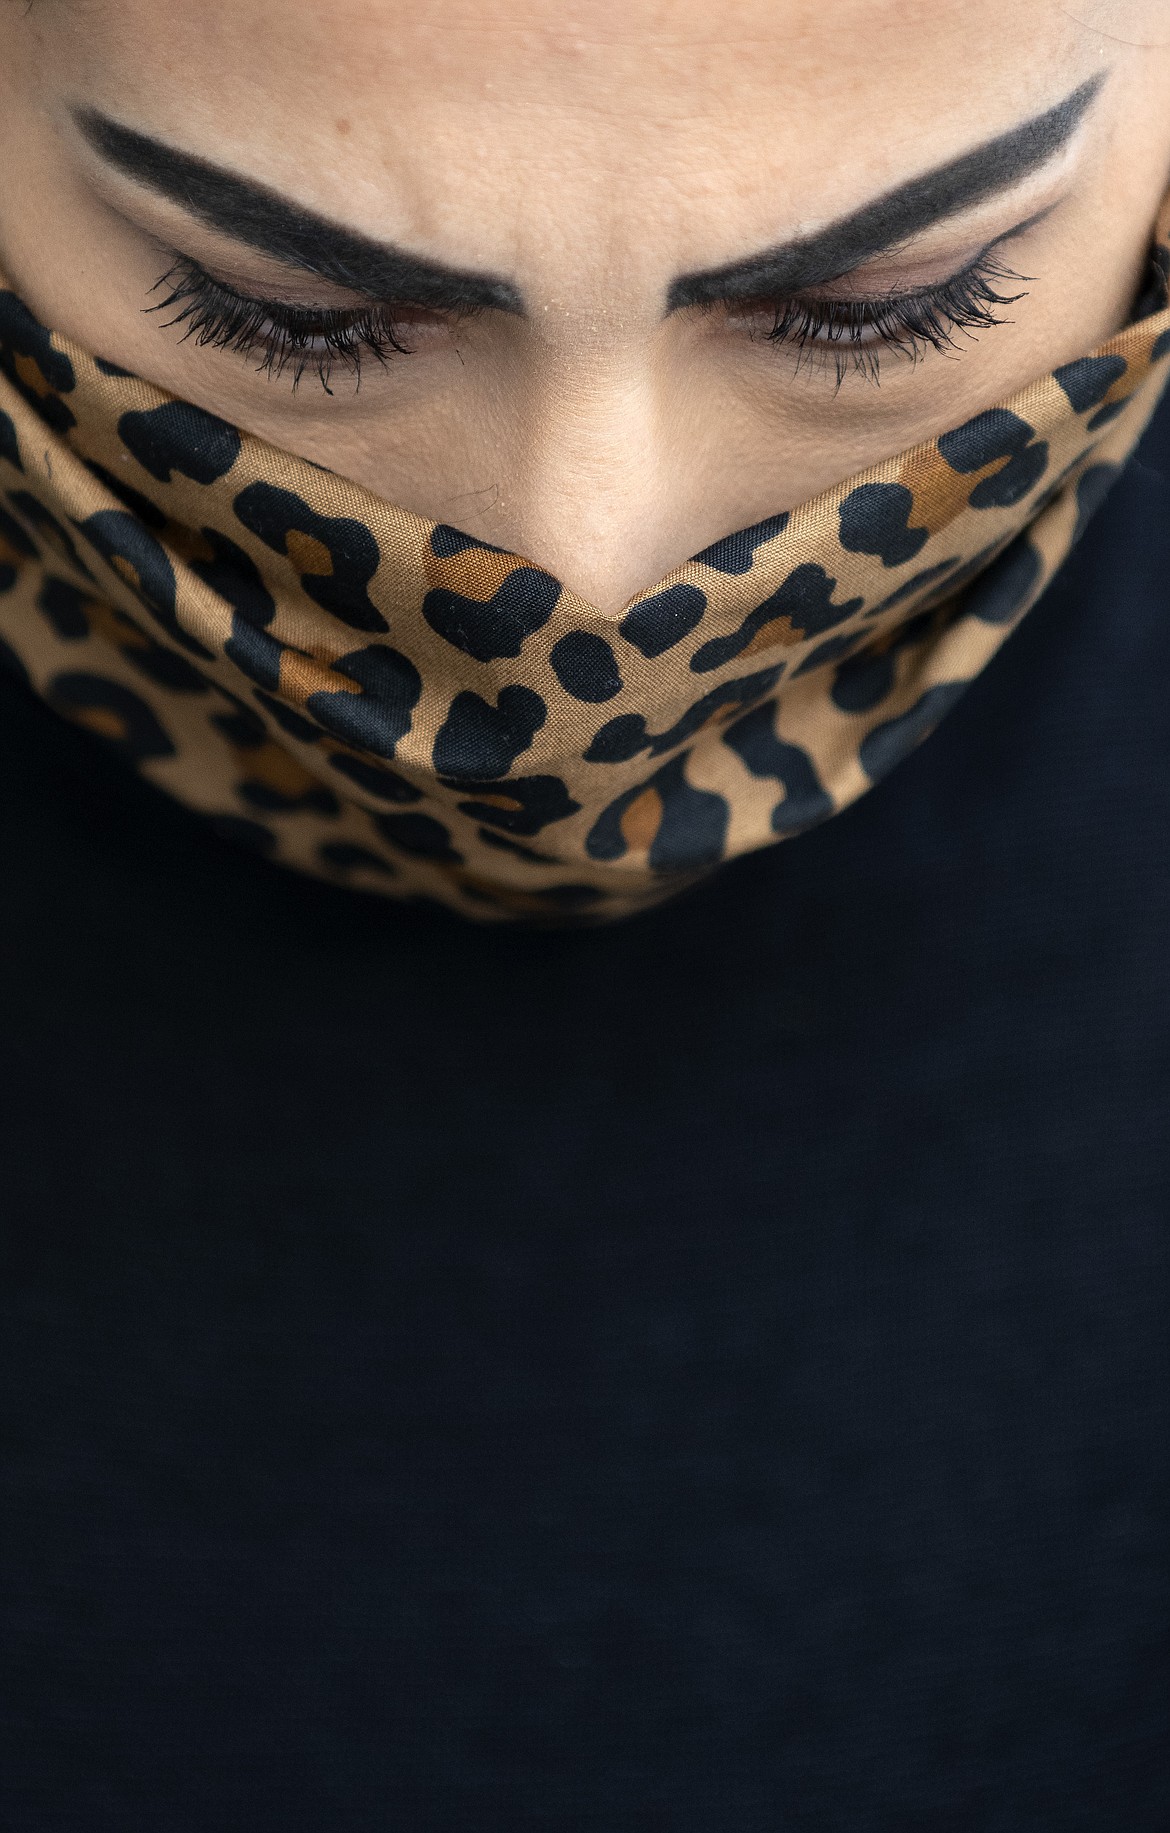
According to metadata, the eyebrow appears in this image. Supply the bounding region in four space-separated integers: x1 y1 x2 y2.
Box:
74 109 525 315
77 74 1104 323
667 73 1106 310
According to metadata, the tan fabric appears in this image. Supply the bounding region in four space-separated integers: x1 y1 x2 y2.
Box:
1 203 1169 922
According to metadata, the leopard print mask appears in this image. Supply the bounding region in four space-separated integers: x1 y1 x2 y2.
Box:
1 199 1169 923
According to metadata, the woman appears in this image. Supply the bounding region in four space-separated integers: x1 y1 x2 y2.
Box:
1 0 1168 1824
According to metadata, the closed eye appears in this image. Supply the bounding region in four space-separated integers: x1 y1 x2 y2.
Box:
147 254 474 393
756 244 1032 385
150 238 1032 397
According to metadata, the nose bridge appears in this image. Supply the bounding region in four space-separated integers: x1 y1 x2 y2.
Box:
507 335 687 613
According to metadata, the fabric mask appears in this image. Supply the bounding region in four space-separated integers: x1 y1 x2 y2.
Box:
1 200 1169 923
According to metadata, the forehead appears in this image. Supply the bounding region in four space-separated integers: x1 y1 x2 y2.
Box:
60 0 1088 262
76 0 1081 113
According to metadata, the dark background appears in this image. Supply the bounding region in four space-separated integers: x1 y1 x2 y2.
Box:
1 395 1169 1830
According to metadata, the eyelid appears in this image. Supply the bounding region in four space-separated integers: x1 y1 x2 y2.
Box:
804 199 1059 305
199 269 473 328
166 254 382 316
759 243 1032 386
147 250 468 392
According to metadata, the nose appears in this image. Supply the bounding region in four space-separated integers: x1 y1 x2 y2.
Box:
498 340 711 614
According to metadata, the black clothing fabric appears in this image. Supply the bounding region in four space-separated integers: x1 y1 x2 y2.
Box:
2 392 1170 1831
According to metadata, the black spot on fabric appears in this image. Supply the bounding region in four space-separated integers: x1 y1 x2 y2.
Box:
583 713 649 764
1071 463 1122 548
449 775 581 837
790 632 865 677
475 829 558 864
911 540 1003 606
838 482 929 568
77 508 214 660
549 632 623 702
0 503 37 591
721 699 833 834
38 571 208 692
325 751 422 803
937 409 1049 510
865 559 961 618
690 514 790 575
961 536 1042 626
189 527 283 686
691 565 864 673
190 528 278 628
124 632 209 694
429 524 509 559
36 575 90 639
47 671 175 762
118 402 242 485
373 811 463 863
318 842 397 877
858 679 970 782
82 460 168 529
433 685 546 780
831 648 897 715
0 291 77 432
584 666 783 764
210 705 268 747
94 357 136 379
969 442 1049 509
0 408 21 473
9 491 91 579
422 567 561 662
207 814 277 855
585 753 729 870
0 505 36 555
226 622 284 692
305 644 422 759
1154 328 1170 363
619 583 707 659
1086 400 1131 432
1052 354 1127 416
251 691 321 745
1052 368 1134 435
233 482 388 633
937 408 1031 472
829 611 942 715
0 635 29 686
237 772 339 818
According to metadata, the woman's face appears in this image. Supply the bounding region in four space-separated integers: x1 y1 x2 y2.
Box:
1 0 1168 609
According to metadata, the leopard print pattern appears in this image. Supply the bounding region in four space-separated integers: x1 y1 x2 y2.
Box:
1 193 1168 922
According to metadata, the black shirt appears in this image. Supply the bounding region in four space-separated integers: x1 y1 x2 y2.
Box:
3 388 1169 1831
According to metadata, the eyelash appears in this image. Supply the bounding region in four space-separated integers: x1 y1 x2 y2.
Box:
765 248 1030 383
148 256 447 393
149 244 1029 394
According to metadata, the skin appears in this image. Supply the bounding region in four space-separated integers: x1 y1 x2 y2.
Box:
0 0 1168 611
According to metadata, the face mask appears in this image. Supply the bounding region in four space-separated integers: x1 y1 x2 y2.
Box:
1 204 1169 924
